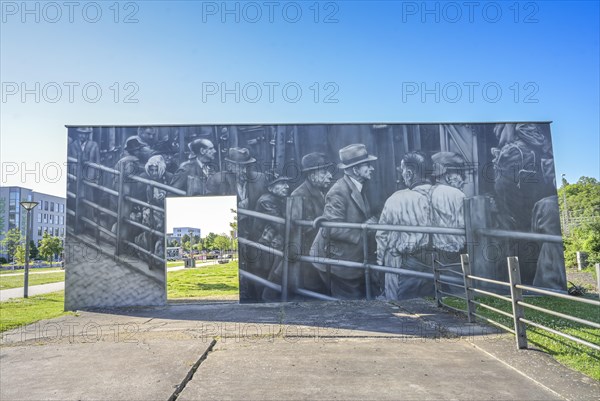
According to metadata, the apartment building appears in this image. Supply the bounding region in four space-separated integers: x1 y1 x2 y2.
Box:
0 186 66 258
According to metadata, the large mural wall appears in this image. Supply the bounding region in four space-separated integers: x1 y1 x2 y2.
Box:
64 123 566 309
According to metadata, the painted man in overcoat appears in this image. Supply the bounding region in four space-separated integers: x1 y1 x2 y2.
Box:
290 152 334 294
310 144 378 299
170 138 216 196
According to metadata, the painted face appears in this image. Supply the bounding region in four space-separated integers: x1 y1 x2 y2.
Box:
200 141 217 161
134 146 153 163
140 129 157 144
231 163 248 177
400 160 412 186
148 165 161 180
354 162 374 181
141 208 151 225
311 168 333 189
270 181 289 197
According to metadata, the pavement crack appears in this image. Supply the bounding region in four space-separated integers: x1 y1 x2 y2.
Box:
167 338 217 401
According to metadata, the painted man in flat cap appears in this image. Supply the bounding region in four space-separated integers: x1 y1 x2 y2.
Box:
310 144 378 299
430 151 468 259
206 147 268 213
291 152 334 295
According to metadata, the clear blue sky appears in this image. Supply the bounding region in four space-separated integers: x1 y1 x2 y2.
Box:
1 0 599 200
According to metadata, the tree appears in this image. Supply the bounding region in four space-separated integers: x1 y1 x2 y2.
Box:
29 240 39 260
168 239 180 247
204 232 218 250
14 244 26 265
181 234 190 245
0 198 5 233
38 233 64 262
1 228 22 262
557 176 600 268
229 208 238 232
213 234 231 253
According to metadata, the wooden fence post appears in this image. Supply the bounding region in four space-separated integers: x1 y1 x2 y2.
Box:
507 256 528 349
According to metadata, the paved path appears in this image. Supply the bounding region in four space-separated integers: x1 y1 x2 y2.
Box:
0 282 65 301
1 270 64 277
1 299 597 401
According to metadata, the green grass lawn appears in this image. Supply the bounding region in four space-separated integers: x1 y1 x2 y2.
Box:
0 272 65 290
0 291 72 333
167 261 239 299
443 295 600 381
167 261 184 267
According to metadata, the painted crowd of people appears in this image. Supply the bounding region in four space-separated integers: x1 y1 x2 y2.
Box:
67 123 565 299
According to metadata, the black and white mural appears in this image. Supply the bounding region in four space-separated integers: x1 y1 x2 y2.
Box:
65 123 566 309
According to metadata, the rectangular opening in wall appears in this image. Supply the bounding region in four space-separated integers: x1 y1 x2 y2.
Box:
165 196 239 303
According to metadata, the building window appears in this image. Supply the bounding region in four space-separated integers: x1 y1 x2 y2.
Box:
59 203 64 213
59 216 64 225
44 201 48 211
38 227 42 236
43 214 47 223
37 213 42 223
60 228 64 236
50 202 55 212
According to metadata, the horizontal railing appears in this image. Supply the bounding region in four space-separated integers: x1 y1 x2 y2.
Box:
478 228 563 243
435 254 600 353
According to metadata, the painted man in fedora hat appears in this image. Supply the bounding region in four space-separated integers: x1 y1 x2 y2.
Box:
170 138 217 196
207 147 268 302
207 147 268 213
310 144 379 299
253 173 293 301
290 152 334 295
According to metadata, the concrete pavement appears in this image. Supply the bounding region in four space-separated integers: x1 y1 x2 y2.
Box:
1 299 598 400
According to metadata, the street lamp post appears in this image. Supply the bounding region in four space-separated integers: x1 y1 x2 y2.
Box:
20 201 39 298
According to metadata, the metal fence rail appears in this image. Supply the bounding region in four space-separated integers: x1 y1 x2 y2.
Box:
435 253 600 353
67 156 182 272
237 196 468 302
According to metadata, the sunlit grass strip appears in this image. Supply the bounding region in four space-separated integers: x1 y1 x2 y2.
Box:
0 291 72 333
0 272 65 290
443 295 600 381
167 261 239 299
0 267 63 275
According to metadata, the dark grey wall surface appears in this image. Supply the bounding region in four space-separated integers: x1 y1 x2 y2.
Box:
65 123 565 308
